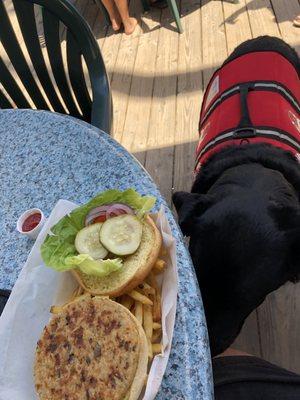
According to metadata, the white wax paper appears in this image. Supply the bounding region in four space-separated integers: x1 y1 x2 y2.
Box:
0 200 178 400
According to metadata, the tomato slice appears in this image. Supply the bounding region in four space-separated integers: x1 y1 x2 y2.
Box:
92 215 107 223
89 207 129 225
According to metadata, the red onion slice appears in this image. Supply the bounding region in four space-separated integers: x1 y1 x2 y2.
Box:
85 203 135 226
85 205 111 226
106 203 134 218
87 205 111 218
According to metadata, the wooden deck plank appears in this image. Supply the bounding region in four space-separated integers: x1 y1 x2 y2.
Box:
223 0 252 54
109 2 143 142
121 9 162 165
232 310 262 357
98 27 123 80
271 0 300 51
258 283 300 373
201 0 228 88
245 0 280 37
144 9 180 204
172 0 202 194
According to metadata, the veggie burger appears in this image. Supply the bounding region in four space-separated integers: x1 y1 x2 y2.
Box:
34 295 148 400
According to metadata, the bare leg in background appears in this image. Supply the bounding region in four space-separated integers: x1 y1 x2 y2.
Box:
114 0 138 35
101 0 122 31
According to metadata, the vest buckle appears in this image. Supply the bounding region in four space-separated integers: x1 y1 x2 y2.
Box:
233 127 257 139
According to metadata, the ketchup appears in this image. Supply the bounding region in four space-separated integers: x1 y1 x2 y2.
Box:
22 213 41 232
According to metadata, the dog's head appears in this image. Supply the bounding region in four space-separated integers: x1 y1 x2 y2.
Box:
173 165 300 356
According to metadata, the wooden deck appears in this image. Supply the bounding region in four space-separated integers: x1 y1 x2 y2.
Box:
3 0 300 374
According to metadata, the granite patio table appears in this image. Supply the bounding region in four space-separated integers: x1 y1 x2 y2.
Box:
0 109 213 399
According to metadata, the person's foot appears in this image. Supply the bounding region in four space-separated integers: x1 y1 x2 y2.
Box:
293 15 300 27
111 16 122 31
124 17 138 35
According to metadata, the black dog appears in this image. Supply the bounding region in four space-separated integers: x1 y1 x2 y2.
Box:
173 36 300 357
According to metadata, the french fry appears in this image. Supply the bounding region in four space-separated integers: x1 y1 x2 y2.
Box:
152 290 162 322
137 282 155 296
120 295 134 310
153 322 161 330
153 259 166 273
73 286 79 298
75 286 84 299
152 329 162 343
152 343 162 354
146 272 159 291
143 305 153 359
144 304 154 358
69 286 78 302
146 273 162 322
134 301 143 324
143 305 153 340
77 286 84 296
127 290 153 306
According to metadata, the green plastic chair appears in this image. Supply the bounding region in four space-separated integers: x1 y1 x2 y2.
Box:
140 0 183 33
0 0 112 133
162 0 183 34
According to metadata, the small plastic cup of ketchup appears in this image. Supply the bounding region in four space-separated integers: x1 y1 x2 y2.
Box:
17 208 46 239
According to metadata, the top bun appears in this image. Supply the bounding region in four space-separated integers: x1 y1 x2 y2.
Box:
72 216 162 297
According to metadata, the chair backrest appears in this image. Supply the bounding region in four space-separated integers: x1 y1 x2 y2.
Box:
0 0 112 133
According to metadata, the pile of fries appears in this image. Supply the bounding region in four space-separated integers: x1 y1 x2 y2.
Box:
51 249 167 362
117 255 166 360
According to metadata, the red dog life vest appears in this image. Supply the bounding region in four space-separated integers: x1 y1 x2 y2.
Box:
195 51 300 172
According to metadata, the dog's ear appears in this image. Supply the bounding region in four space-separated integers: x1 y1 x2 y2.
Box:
172 191 213 236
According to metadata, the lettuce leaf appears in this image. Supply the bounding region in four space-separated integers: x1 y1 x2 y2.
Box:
41 189 156 276
65 255 123 277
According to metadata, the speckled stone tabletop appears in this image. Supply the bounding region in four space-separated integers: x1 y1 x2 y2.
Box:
0 109 213 399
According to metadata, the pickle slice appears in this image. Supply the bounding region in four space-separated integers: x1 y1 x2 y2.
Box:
75 223 108 259
99 215 142 256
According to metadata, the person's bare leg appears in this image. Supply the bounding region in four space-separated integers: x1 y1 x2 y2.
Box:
214 347 253 358
113 0 137 35
101 0 122 31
